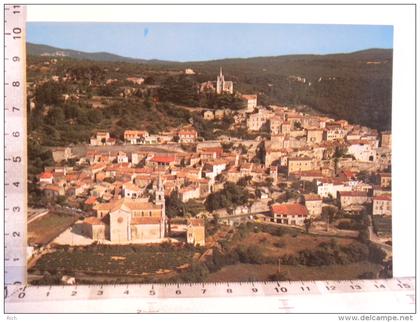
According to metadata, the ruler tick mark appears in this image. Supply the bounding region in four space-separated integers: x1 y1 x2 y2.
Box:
4 5 27 287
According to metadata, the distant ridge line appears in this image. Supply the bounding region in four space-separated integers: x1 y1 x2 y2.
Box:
27 42 392 64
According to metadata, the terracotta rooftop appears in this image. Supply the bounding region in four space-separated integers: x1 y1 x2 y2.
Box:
242 94 257 99
84 196 97 205
39 172 53 179
339 191 368 197
298 170 324 177
304 194 322 201
179 185 199 193
84 216 104 225
271 203 309 217
189 218 204 226
43 184 60 192
150 155 176 164
379 173 392 177
374 195 392 201
123 182 142 192
131 217 162 225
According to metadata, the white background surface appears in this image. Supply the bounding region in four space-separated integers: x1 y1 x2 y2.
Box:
1 2 417 320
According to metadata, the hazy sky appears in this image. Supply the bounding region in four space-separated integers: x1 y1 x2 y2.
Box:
27 22 393 62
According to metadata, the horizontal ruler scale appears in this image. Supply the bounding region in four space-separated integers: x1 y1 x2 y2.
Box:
5 277 415 313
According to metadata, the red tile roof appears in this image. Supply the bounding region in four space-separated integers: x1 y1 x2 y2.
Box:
298 170 324 177
39 172 53 179
131 217 162 225
43 184 60 192
304 194 322 201
84 216 104 225
339 191 368 197
271 203 308 217
85 196 97 205
135 167 153 174
341 170 356 179
374 195 392 201
189 218 204 226
379 173 392 177
242 94 257 100
151 155 176 164
201 147 223 156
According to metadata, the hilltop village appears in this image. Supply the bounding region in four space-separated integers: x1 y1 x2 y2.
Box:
27 59 392 284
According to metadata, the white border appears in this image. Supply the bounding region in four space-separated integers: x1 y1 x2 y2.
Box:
1 3 416 320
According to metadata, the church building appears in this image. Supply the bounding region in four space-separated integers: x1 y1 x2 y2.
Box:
82 176 166 243
216 68 234 94
200 68 234 95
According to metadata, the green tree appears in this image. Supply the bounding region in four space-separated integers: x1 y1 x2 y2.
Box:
304 217 313 233
237 175 253 186
165 191 186 218
87 109 102 123
45 107 65 126
158 76 199 106
358 227 370 244
34 81 65 106
205 182 249 212
368 243 387 264
321 206 336 232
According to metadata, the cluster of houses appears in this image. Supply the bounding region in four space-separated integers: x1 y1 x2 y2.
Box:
38 146 222 245
39 103 391 242
198 97 392 231
89 127 199 146
34 66 392 245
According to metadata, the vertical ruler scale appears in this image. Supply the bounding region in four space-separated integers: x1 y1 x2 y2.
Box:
4 5 27 285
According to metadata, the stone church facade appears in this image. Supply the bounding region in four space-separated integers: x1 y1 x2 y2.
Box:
82 176 166 243
200 68 233 95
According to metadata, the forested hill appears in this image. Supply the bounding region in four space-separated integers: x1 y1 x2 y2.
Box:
28 43 393 131
26 42 171 64
186 49 393 131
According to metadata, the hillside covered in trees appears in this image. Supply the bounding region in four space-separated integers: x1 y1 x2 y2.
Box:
186 49 393 131
28 43 392 131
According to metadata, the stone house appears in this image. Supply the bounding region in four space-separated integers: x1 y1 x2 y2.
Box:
373 194 392 216
270 203 309 226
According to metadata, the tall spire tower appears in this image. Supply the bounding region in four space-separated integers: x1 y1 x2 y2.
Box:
216 66 224 94
216 66 233 95
155 173 165 206
155 173 166 238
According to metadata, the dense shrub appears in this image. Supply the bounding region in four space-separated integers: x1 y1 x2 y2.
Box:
205 182 249 212
368 243 387 264
273 241 286 248
268 271 290 281
280 241 370 266
235 245 267 264
358 272 375 279
337 221 363 231
256 223 285 237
